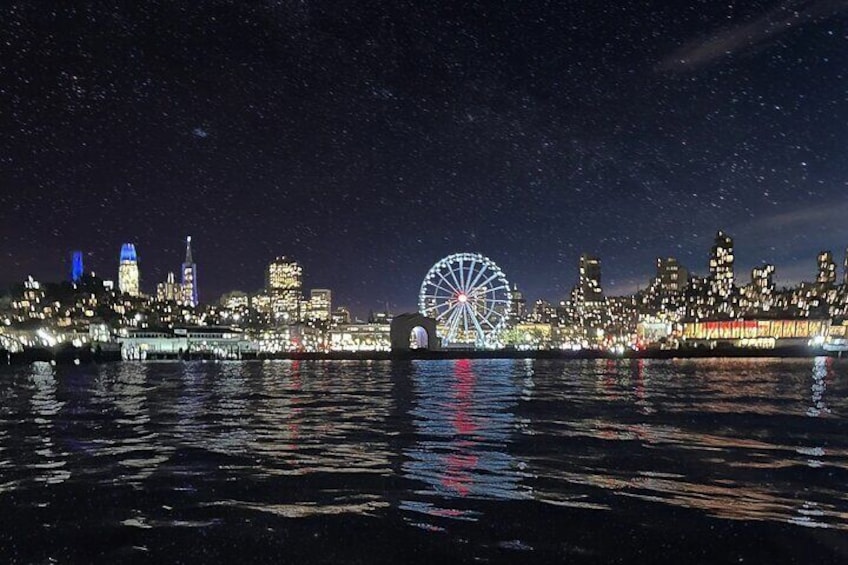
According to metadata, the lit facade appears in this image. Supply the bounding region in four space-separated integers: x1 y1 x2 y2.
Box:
156 272 181 302
816 250 836 290
657 257 688 294
744 264 776 312
307 289 332 322
267 257 302 323
118 243 140 297
578 254 603 303
709 231 734 299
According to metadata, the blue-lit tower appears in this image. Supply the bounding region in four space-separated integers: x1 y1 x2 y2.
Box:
181 236 198 307
118 243 140 296
71 251 84 283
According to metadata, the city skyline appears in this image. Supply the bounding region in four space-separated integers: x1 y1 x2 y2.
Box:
10 230 848 319
1 1 847 311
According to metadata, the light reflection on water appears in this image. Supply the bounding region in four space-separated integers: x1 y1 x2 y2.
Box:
0 356 847 557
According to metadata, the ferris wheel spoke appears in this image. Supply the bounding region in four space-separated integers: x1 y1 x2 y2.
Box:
481 285 509 294
474 271 503 292
470 311 487 343
443 261 463 294
446 305 463 342
425 281 456 296
434 271 461 295
435 303 460 321
458 257 467 291
466 260 490 292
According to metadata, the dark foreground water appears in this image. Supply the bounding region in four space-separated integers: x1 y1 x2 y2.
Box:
1 358 848 564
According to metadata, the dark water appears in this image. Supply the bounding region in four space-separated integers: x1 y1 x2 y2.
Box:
1 358 848 564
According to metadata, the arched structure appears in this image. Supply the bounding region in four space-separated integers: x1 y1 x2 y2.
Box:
390 313 441 352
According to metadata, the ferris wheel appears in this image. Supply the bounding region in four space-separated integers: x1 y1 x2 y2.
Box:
419 253 512 347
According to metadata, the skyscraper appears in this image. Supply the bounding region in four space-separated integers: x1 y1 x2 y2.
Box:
118 243 140 296
181 236 198 307
71 251 84 283
267 257 303 322
578 254 603 303
656 257 688 294
308 289 332 322
709 231 734 301
157 272 181 302
816 250 836 289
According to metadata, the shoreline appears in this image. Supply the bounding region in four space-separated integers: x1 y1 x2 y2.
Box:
0 345 843 365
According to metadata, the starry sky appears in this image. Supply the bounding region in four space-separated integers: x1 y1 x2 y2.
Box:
2 0 848 314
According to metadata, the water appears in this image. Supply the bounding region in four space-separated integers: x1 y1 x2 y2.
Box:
1 358 847 563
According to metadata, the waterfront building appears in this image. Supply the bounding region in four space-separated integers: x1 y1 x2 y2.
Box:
119 326 256 360
329 323 391 352
156 272 181 302
71 251 84 283
682 318 829 349
267 256 302 323
118 243 140 297
181 236 198 307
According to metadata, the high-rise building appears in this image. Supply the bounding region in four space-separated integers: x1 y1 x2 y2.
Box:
709 231 734 302
656 257 688 294
267 257 302 323
181 236 198 307
578 254 603 303
308 289 332 322
71 251 84 283
508 283 527 324
748 264 776 311
157 272 181 302
118 243 140 296
816 250 837 289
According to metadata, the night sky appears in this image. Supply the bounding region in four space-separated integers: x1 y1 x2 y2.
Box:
2 1 848 314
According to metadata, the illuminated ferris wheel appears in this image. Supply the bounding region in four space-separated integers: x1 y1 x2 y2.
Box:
419 253 512 347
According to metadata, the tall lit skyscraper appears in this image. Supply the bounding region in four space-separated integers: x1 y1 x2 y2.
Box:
578 254 603 303
118 243 140 296
181 236 198 307
508 283 526 324
709 231 734 300
71 251 84 283
267 256 303 322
